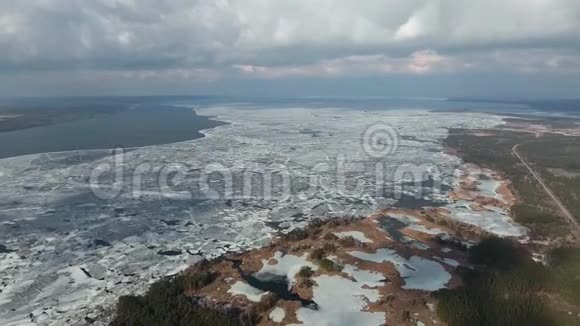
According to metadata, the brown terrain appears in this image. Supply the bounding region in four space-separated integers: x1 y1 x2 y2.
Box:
173 165 519 325
503 118 580 137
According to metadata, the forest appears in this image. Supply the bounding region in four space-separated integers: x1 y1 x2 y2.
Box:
445 128 572 237
441 126 580 325
109 260 256 326
436 238 580 326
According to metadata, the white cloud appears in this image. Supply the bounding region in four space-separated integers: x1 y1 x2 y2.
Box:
234 50 453 78
394 2 439 40
0 0 579 77
407 50 446 73
233 48 580 79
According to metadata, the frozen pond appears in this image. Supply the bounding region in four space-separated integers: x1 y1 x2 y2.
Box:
349 249 451 291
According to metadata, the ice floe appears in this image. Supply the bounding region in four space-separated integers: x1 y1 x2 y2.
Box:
0 104 509 324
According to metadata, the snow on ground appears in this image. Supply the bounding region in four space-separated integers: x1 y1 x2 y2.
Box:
269 307 285 323
227 281 266 302
296 274 385 326
445 201 526 237
476 177 502 200
349 249 451 291
334 231 373 243
256 252 317 286
459 167 503 200
444 166 528 238
387 213 448 236
342 264 385 293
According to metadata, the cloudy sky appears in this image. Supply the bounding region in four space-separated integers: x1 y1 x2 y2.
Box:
1 0 580 98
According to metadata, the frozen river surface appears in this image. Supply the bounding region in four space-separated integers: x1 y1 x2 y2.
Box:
0 105 514 325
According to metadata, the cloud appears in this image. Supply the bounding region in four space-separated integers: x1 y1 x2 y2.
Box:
233 50 454 78
233 47 580 79
407 50 446 73
0 0 579 80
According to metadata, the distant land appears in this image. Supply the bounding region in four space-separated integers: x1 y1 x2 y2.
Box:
446 97 580 115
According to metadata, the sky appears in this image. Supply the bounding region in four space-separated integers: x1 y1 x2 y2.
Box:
1 0 580 98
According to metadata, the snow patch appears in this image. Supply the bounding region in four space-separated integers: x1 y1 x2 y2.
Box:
334 231 373 243
446 201 526 237
349 249 451 291
269 307 285 323
228 281 266 302
256 252 317 286
296 274 385 326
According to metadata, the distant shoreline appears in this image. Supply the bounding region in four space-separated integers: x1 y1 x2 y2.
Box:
446 97 580 116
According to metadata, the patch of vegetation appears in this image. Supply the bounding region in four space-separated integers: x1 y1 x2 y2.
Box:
323 232 339 241
282 222 322 241
318 258 343 272
467 237 528 269
297 266 315 278
326 217 360 227
517 134 580 224
338 236 358 247
435 237 554 326
308 243 338 261
290 243 310 253
252 293 279 315
110 260 255 326
321 243 338 253
282 229 309 242
309 248 326 260
110 275 255 326
296 266 317 288
436 238 580 326
549 247 580 306
182 260 215 290
300 278 317 288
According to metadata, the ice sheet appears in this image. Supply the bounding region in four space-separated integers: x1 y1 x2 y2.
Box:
0 106 508 324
